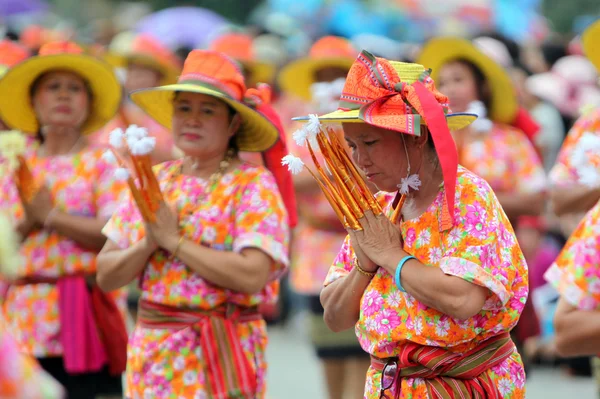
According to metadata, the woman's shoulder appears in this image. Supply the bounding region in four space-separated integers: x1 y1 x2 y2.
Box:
455 166 497 208
491 122 530 144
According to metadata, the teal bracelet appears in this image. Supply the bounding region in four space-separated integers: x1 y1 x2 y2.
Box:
394 255 416 292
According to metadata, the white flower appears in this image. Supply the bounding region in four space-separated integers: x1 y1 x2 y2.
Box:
497 378 514 396
183 370 197 386
281 154 305 175
130 136 156 155
108 128 125 148
305 114 322 147
292 127 308 147
101 150 117 164
114 167 130 181
397 174 421 195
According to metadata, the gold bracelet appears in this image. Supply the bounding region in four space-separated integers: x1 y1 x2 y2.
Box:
169 236 185 261
354 257 376 278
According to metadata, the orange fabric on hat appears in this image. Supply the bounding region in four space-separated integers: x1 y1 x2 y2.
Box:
130 34 180 70
38 41 84 56
0 40 30 67
309 36 357 59
20 25 45 51
210 33 255 62
178 50 246 101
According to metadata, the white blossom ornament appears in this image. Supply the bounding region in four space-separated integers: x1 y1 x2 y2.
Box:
281 154 305 175
398 174 422 195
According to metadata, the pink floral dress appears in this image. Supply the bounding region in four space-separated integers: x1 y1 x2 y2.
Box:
102 160 290 399
0 146 127 357
325 167 528 399
544 199 600 310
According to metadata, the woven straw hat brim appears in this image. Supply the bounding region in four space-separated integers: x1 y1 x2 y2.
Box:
293 109 477 132
130 83 278 152
278 57 354 101
583 19 600 72
0 53 121 135
417 37 518 124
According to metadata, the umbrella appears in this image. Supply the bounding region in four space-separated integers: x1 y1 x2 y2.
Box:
135 6 228 50
0 0 48 16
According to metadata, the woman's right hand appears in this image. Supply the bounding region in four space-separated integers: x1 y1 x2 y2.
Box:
348 229 378 273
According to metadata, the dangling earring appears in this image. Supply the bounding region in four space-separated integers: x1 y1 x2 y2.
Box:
397 135 422 195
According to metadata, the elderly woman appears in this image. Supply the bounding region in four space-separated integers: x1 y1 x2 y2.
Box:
0 42 127 399
316 51 527 398
96 49 290 399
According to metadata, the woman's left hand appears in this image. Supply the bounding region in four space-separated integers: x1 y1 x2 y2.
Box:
24 186 54 225
352 210 404 267
146 202 180 251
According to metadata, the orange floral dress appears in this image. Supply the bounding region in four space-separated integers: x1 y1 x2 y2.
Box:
325 167 527 399
102 160 290 399
0 146 127 357
458 123 546 197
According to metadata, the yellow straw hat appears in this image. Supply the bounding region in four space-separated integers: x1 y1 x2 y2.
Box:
278 36 357 101
130 49 278 152
417 37 518 124
583 19 600 72
0 41 121 135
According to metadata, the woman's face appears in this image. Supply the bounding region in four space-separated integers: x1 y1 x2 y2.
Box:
32 71 90 130
172 92 239 158
125 62 163 93
437 61 480 113
343 123 420 193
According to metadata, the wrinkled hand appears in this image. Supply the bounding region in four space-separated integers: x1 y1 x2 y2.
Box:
348 229 378 273
351 210 404 268
145 202 180 251
23 186 54 225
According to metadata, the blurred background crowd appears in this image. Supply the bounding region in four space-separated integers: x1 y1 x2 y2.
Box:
1 0 600 398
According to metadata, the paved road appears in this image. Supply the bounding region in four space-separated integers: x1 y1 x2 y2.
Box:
265 312 597 399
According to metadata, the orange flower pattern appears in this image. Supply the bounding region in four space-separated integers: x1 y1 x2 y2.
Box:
0 146 127 357
545 199 600 310
102 159 290 398
458 123 546 195
325 167 527 399
549 109 600 187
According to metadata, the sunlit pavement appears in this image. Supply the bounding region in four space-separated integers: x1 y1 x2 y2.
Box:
266 312 597 399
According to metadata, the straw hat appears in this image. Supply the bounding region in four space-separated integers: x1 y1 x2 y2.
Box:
0 40 30 76
0 41 121 135
417 37 518 124
294 50 477 228
209 33 275 86
117 34 181 85
278 36 357 101
583 19 600 72
130 50 278 152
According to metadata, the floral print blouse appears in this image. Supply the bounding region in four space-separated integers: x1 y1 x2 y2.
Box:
0 146 127 357
325 167 528 398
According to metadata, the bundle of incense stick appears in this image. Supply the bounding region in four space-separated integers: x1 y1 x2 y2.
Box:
0 131 37 202
282 115 384 231
104 125 163 222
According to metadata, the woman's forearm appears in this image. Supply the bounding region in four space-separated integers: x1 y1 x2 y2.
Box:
320 269 372 332
550 185 600 216
495 191 546 220
47 212 107 250
381 252 488 320
554 298 600 357
96 240 155 292
163 236 272 295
